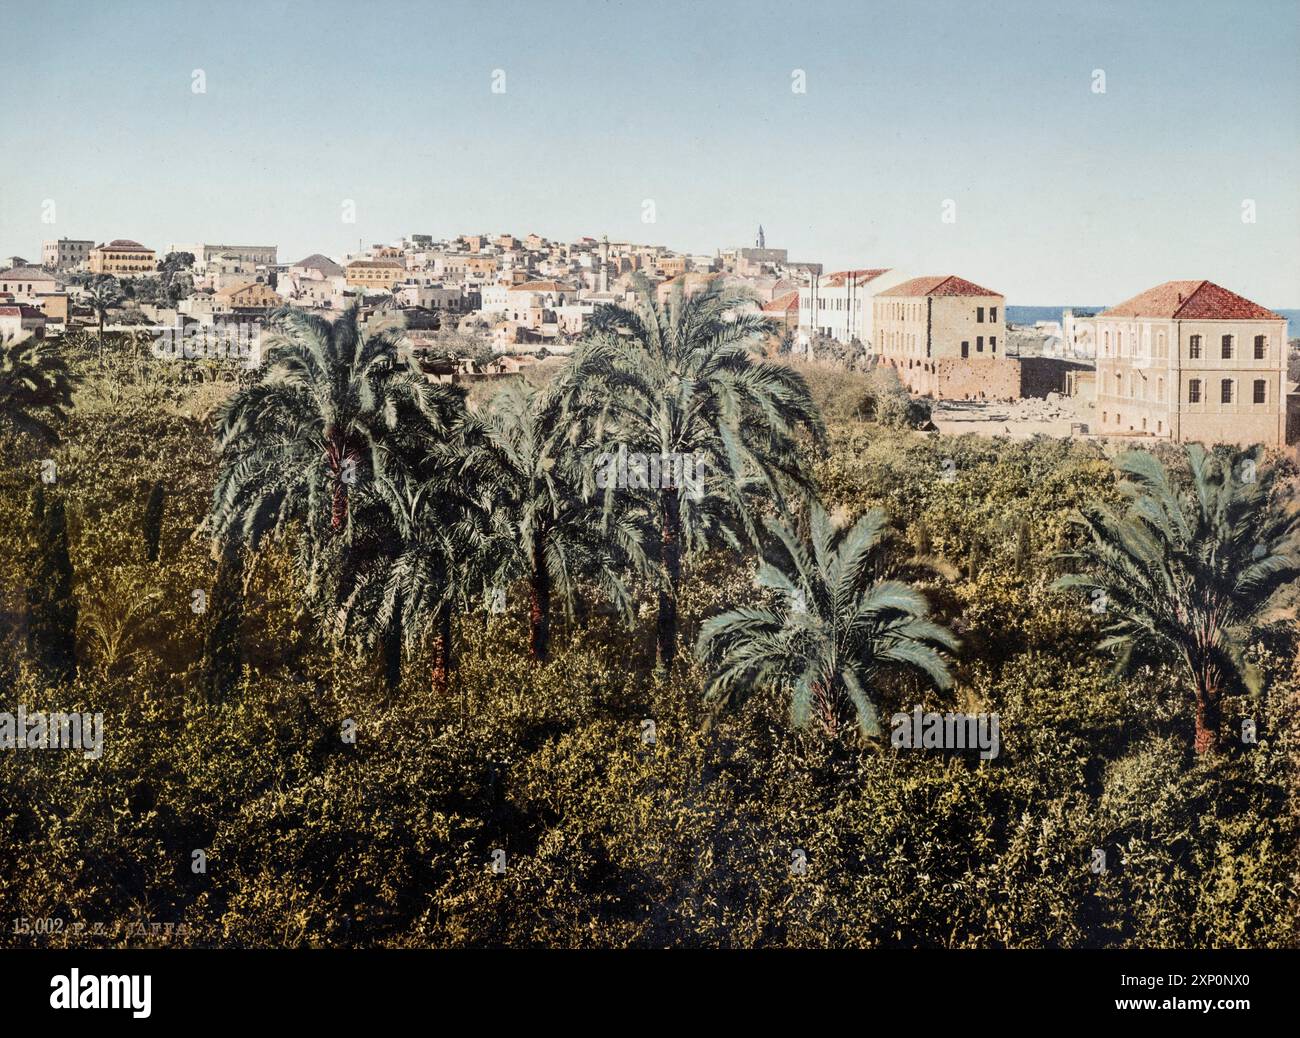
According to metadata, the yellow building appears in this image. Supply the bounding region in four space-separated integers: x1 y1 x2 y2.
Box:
1095 280 1287 446
873 275 1016 400
345 259 405 290
215 280 280 311
89 239 156 275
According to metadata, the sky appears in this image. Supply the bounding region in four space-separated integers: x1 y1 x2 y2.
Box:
3 0 1297 305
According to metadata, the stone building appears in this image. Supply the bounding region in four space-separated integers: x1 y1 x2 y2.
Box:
89 240 156 275
1094 280 1288 446
873 275 1013 400
42 238 95 271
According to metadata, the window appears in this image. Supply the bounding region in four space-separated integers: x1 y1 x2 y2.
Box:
990 306 997 322
1188 379 1201 403
1221 335 1233 359
1221 379 1233 404
1254 335 1267 360
976 306 985 322
961 341 969 358
1189 334 1201 359
1253 379 1266 404
976 336 984 352
990 336 997 352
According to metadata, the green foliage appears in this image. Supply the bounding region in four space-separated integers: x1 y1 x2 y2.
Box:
199 547 245 706
141 480 166 563
697 501 957 737
1 337 1297 949
24 485 77 684
1056 445 1300 752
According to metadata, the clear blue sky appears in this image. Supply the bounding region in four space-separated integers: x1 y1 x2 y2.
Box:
3 0 1297 304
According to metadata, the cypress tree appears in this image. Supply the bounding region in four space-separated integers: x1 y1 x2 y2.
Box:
142 481 166 563
26 485 78 684
200 545 245 705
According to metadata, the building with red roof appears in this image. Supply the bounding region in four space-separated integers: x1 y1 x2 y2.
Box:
1095 280 1288 446
871 275 1013 400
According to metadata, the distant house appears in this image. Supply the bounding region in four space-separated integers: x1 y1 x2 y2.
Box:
89 239 156 275
1095 280 1288 446
215 280 281 312
0 266 59 301
759 290 795 335
345 259 404 290
798 268 911 350
290 253 346 279
43 239 95 271
874 275 1012 400
0 304 47 343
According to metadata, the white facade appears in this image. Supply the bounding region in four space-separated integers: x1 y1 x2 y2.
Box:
796 268 913 352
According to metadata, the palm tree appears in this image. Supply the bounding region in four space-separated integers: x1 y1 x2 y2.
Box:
329 404 485 695
1055 446 1300 753
210 303 441 551
83 275 121 360
470 379 640 661
697 502 958 738
569 275 825 670
0 334 74 445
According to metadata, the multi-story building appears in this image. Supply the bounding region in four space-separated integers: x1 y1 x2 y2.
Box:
1095 280 1287 446
89 240 156 275
214 280 281 312
42 238 95 271
0 304 47 344
873 275 1013 399
344 259 405 290
168 243 278 270
798 269 911 351
0 265 60 301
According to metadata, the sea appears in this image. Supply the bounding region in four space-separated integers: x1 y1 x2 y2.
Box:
1009 306 1300 340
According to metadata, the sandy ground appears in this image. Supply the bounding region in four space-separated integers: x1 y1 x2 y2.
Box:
930 396 1095 440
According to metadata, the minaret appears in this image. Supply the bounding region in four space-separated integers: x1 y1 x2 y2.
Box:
598 235 609 293
756 225 765 249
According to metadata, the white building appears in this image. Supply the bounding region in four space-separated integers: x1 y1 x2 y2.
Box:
797 268 915 353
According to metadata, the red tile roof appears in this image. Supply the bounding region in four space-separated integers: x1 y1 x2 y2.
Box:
762 290 799 313
0 304 45 318
823 268 891 288
1100 280 1282 321
877 275 1002 298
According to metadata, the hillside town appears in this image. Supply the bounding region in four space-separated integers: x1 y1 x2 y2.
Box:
3 227 1297 448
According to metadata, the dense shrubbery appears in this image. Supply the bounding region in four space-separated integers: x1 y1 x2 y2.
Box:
0 323 1297 949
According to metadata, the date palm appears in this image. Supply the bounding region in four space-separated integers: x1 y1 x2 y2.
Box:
0 334 74 445
1055 446 1300 753
571 275 825 670
697 502 958 738
470 379 640 661
210 303 441 553
331 441 485 695
83 275 121 361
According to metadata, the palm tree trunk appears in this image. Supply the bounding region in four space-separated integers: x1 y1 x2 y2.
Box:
1193 672 1223 754
430 603 453 694
529 529 551 662
331 478 347 531
656 491 682 670
383 621 402 697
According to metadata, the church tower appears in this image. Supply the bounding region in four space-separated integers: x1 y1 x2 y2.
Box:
756 225 765 249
